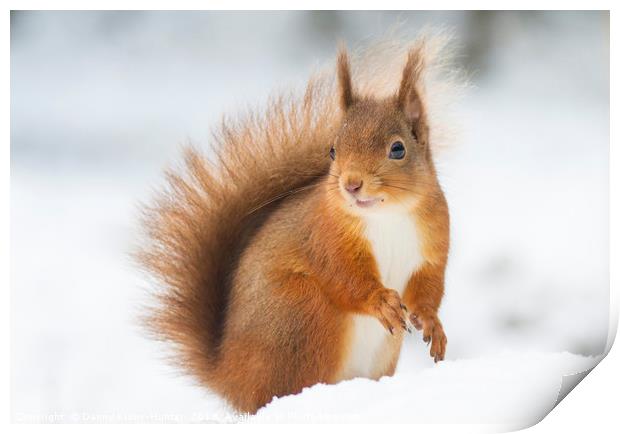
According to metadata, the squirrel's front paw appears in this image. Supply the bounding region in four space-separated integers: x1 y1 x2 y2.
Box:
410 308 447 363
368 289 409 336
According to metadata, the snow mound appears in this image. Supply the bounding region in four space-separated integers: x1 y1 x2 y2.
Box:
252 351 599 426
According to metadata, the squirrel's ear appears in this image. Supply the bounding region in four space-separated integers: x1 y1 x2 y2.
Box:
337 47 355 111
397 47 429 143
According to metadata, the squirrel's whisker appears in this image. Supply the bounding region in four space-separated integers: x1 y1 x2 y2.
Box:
246 182 323 216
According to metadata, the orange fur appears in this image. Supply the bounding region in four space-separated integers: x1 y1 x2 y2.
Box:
137 35 455 415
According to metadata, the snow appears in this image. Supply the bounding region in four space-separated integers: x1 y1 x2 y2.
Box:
10 11 609 427
253 351 599 426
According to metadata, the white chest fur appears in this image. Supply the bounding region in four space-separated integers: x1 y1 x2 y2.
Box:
363 210 424 295
342 209 424 380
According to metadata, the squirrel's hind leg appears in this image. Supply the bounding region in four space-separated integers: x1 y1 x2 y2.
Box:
212 272 348 414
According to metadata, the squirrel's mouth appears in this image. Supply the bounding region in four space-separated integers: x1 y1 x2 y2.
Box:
355 197 381 208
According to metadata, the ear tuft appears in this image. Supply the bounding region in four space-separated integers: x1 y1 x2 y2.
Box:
397 45 428 141
337 46 355 111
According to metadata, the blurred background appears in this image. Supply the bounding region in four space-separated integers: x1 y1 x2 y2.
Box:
11 11 609 422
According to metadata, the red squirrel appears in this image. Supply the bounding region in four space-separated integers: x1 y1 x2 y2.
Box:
139 38 450 415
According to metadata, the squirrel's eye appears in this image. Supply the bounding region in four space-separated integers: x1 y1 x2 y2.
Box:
329 146 336 160
388 141 406 160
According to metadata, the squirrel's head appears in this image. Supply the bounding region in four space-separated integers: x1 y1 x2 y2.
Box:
327 46 438 215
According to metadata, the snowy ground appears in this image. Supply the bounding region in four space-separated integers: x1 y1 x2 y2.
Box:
253 351 599 426
10 11 609 427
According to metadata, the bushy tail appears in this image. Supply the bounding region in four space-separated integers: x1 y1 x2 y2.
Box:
136 29 462 387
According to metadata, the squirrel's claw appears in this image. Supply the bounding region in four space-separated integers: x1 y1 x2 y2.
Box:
411 311 448 362
372 288 409 338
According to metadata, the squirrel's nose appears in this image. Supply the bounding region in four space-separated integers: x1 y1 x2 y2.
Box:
344 179 363 194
